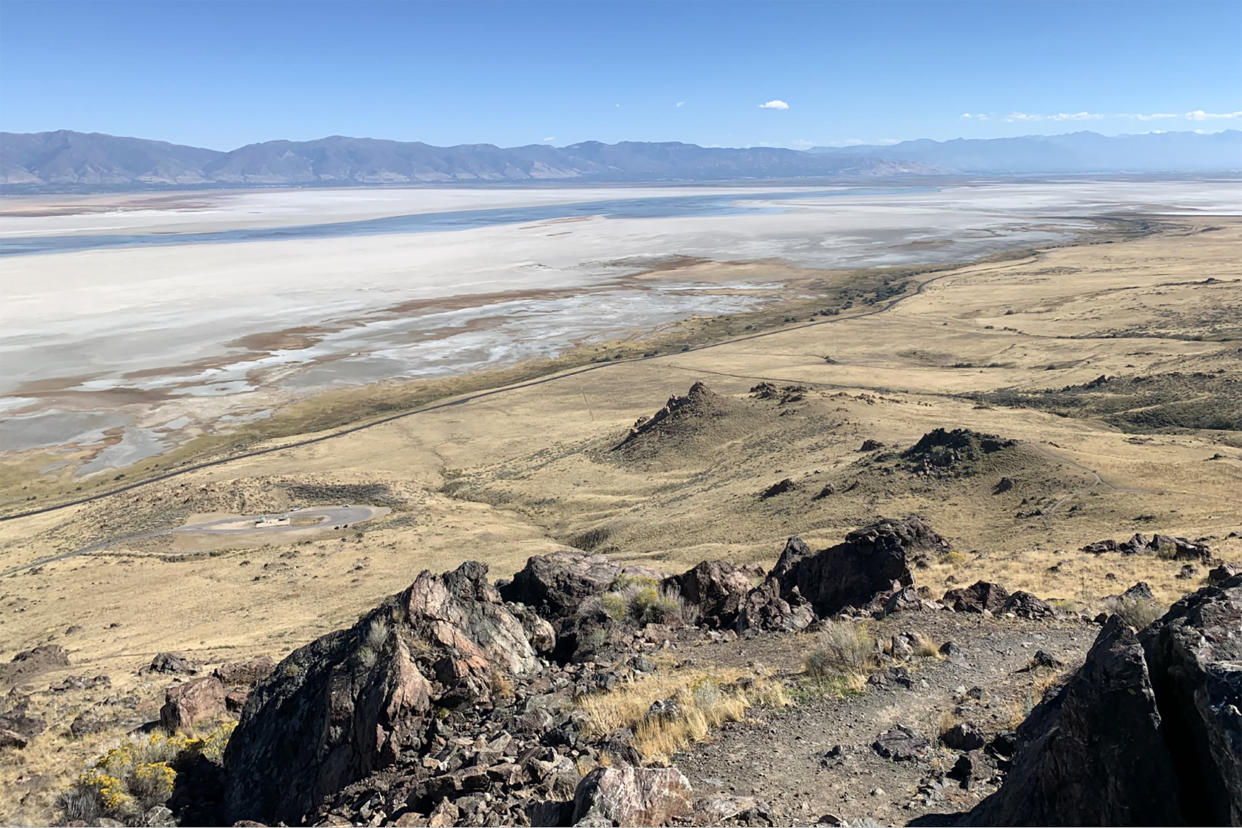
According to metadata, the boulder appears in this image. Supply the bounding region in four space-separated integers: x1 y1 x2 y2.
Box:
1003 591 1056 619
941 722 986 751
1207 563 1239 585
735 578 814 634
0 698 45 748
663 560 753 629
943 581 1010 614
160 676 227 733
223 561 544 826
770 517 945 617
571 764 693 826
872 725 930 762
964 576 1242 825
500 551 620 622
142 652 198 676
213 656 274 687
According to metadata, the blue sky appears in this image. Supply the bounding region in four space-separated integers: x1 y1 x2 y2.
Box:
2 0 1239 150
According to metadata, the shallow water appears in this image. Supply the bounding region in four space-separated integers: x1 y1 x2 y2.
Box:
0 187 928 257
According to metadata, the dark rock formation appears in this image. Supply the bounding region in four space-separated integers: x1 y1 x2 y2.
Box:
500 551 620 623
941 722 985 752
1082 533 1210 561
964 576 1242 825
0 644 69 688
872 725 930 762
769 518 945 617
903 428 1015 476
223 561 547 825
0 698 46 749
942 581 1009 614
1208 563 1239 585
663 560 753 629
735 578 815 634
611 382 744 461
1002 591 1055 619
759 478 797 499
142 652 198 676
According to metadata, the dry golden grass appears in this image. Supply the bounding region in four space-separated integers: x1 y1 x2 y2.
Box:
575 668 790 764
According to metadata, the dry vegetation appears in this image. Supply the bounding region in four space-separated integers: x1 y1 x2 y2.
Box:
2 217 1241 823
576 668 790 764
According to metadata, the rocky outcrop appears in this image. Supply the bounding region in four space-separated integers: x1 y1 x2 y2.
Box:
964 575 1242 825
212 656 274 687
1140 573 1242 824
663 560 753 629
0 644 69 688
771 518 945 617
1082 533 1210 561
500 551 620 623
611 382 741 461
942 581 1009 614
223 561 548 825
903 428 1015 477
160 676 227 733
0 697 46 749
141 652 198 676
735 578 815 634
571 765 693 826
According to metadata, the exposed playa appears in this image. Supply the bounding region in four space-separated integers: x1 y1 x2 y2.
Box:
1 179 1239 480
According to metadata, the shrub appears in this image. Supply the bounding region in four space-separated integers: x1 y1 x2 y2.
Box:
804 620 877 680
58 722 236 825
600 579 687 626
1105 593 1164 630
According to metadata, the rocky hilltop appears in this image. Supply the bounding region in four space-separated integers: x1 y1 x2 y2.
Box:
39 515 1236 826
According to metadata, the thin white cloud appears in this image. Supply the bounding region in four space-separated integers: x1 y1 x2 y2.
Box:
977 109 1242 123
758 99 790 110
542 136 556 143
1186 109 1242 120
675 101 685 108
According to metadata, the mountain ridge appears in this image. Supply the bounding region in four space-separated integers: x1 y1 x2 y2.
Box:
2 129 1238 192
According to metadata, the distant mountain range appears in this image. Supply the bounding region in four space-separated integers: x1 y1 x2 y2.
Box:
2 129 1238 191
812 130 1242 174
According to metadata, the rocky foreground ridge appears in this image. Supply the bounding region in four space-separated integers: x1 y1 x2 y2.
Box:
30 516 1241 826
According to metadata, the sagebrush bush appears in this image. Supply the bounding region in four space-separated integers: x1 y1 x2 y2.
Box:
804 620 877 680
600 578 687 626
1105 593 1164 630
58 722 235 826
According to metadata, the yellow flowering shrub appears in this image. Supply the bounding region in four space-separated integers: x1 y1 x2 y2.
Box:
58 721 238 825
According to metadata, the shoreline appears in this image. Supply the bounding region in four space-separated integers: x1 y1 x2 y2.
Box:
0 211 1172 520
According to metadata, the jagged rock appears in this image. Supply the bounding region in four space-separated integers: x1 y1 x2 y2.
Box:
160 676 227 733
964 616 1182 826
612 382 740 462
881 586 931 615
1176 563 1198 580
555 606 620 663
142 652 198 676
663 560 753 629
859 439 885 451
1002 591 1055 619
735 578 814 634
759 478 797 499
213 656 275 687
0 644 70 688
1018 650 1064 672
943 581 1009 614
941 722 986 751
769 518 945 617
872 725 929 762
0 699 45 748
223 561 544 826
1139 573 1242 824
903 428 1015 476
571 764 693 826
1208 563 1239 585
993 476 1015 494
500 551 620 623
1083 533 1210 561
